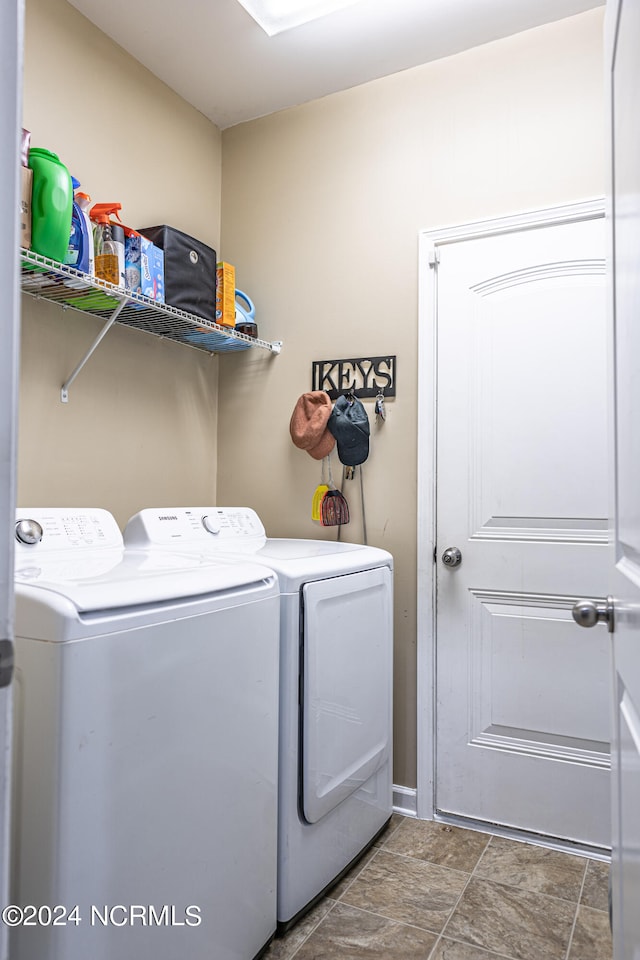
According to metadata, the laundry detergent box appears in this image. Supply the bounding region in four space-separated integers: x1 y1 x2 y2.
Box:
124 229 143 293
125 230 164 303
142 241 164 302
215 261 236 327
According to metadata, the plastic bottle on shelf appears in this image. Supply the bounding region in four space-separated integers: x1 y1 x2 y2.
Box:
27 147 73 263
65 178 94 277
234 290 258 337
110 222 125 288
75 193 95 277
90 202 125 288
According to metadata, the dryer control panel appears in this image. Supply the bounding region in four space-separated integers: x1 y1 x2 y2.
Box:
124 507 267 552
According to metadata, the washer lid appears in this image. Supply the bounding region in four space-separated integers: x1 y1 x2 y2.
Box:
15 549 274 612
255 540 362 560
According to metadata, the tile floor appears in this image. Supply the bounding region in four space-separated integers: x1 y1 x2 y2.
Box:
264 815 613 960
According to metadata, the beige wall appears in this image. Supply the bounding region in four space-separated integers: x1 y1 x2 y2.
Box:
19 0 222 527
218 9 606 788
18 1 606 789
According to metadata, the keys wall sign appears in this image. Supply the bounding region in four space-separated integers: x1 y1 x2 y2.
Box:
312 356 396 400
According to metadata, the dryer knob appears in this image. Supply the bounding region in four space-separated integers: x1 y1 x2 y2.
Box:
15 519 44 545
202 515 221 535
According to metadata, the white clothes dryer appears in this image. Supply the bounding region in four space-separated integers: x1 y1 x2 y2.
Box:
124 507 394 930
12 508 280 960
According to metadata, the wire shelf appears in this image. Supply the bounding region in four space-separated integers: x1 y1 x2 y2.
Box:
20 249 281 356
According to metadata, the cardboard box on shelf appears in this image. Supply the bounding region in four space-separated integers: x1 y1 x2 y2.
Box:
216 262 236 327
125 231 165 303
142 241 164 303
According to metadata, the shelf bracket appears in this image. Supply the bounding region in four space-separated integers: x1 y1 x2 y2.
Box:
60 296 128 402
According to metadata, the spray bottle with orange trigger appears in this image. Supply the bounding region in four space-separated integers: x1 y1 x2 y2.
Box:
90 202 126 288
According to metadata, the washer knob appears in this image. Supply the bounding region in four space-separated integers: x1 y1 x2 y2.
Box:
202 515 221 535
15 519 43 545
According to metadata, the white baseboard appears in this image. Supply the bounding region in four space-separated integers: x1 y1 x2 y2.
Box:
392 784 418 818
391 785 610 859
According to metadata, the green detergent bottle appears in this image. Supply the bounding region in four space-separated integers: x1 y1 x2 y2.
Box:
28 148 73 263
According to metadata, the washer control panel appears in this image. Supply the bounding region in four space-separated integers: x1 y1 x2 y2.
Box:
124 507 266 551
14 509 123 552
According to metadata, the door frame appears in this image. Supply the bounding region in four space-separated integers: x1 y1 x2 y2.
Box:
0 1 24 957
416 198 605 822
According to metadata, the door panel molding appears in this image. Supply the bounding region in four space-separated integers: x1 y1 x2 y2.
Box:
466 251 608 548
470 730 610 768
467 590 611 760
471 518 608 543
470 259 605 296
417 199 605 822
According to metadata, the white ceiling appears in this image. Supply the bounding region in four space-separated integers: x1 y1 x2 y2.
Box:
66 0 604 129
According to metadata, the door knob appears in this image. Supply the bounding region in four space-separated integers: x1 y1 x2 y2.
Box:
571 597 614 633
442 547 462 568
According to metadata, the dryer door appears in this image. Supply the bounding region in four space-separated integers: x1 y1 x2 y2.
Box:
301 566 393 824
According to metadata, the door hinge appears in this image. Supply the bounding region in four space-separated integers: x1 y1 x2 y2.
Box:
0 639 14 688
428 249 440 268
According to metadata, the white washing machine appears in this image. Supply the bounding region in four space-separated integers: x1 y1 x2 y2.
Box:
124 506 394 930
12 508 280 960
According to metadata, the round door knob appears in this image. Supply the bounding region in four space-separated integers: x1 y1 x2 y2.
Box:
442 547 462 568
572 601 600 628
571 597 614 632
15 519 43 545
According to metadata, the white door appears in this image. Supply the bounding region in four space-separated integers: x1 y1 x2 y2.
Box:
0 1 23 957
606 0 640 955
430 203 611 847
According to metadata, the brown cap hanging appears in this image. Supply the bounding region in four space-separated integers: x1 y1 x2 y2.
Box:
289 391 335 460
